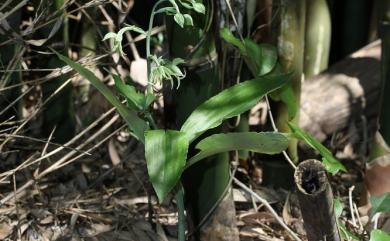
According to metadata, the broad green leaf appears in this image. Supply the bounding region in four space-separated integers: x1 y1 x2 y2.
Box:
114 75 155 110
181 74 290 142
145 130 189 202
220 29 277 77
183 14 193 26
243 39 278 76
370 192 390 216
186 132 289 168
179 1 193 9
269 83 297 120
220 28 245 53
174 13 185 28
192 2 205 14
288 122 346 174
257 43 278 76
53 50 149 143
114 75 144 109
370 230 390 241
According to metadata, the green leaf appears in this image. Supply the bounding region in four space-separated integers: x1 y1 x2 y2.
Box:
114 75 156 110
370 229 390 241
53 50 149 143
370 192 390 216
102 32 116 41
145 130 189 202
256 43 278 76
186 132 289 168
183 14 194 26
243 40 278 76
102 25 145 57
288 122 346 174
269 83 297 120
192 2 205 14
220 28 245 53
114 75 144 109
334 198 343 218
120 24 146 35
181 74 290 142
179 1 193 9
174 13 185 28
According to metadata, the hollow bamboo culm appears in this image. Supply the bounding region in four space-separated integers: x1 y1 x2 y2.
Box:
294 159 341 241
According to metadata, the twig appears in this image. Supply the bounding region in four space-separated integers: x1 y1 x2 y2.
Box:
233 177 302 241
265 96 297 169
348 186 356 226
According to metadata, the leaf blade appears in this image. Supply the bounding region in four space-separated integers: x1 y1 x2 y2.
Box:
370 229 390 241
181 74 290 142
186 132 289 168
288 122 346 174
145 130 189 202
370 192 390 217
53 50 149 143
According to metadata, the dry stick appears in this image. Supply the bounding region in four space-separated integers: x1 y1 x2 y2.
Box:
0 86 33 117
0 26 165 92
0 115 121 205
348 186 356 226
38 114 119 176
0 77 73 151
265 96 297 169
0 107 116 184
0 134 91 156
13 173 22 240
233 177 302 241
294 159 341 241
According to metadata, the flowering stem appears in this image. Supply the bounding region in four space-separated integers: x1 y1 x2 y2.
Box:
146 0 167 94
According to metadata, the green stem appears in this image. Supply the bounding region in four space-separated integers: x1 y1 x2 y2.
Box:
175 183 186 241
146 0 167 94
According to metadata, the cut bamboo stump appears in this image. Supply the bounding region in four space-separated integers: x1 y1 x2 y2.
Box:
294 159 341 241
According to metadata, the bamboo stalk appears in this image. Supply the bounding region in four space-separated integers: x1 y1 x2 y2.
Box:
294 159 341 241
304 0 331 79
274 0 306 162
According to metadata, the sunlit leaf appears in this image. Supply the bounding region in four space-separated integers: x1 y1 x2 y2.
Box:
174 13 185 28
269 83 297 120
114 75 155 110
145 130 189 202
288 122 346 174
192 2 205 14
102 32 117 41
186 132 289 167
53 50 149 143
103 25 146 56
370 192 390 217
370 229 390 241
181 74 290 142
220 28 245 53
183 14 193 26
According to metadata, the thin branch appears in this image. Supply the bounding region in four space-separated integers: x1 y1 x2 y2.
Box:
265 96 297 169
233 177 302 241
